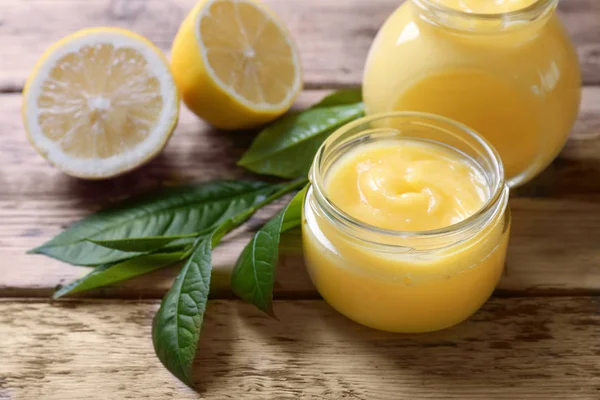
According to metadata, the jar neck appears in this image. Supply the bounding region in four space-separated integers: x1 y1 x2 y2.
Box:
309 112 509 253
410 0 557 34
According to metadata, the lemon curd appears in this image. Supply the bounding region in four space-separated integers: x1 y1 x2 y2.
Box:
302 113 510 333
363 0 581 186
432 0 538 13
326 141 488 232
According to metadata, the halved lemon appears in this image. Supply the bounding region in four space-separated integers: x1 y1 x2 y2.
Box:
22 28 179 179
171 0 302 130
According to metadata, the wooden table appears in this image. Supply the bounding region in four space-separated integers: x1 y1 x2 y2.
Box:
1 0 599 398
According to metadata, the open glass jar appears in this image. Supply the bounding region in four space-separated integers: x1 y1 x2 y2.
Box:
363 0 581 187
302 112 510 333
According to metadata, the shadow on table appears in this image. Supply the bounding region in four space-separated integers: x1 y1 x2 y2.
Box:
49 117 254 207
192 297 599 397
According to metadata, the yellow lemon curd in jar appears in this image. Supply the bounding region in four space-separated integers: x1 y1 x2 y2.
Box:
362 0 581 186
302 138 510 333
431 0 538 13
326 141 488 232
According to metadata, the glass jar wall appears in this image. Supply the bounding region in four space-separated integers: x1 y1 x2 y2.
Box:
302 113 511 333
363 0 581 187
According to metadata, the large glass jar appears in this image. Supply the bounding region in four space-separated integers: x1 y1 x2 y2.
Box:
363 0 581 187
302 113 510 333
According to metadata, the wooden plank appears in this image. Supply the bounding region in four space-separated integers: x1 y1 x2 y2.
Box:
4 197 600 298
0 90 322 299
0 207 310 299
2 87 600 297
2 87 600 199
0 0 598 90
0 0 394 90
0 298 599 399
0 91 327 198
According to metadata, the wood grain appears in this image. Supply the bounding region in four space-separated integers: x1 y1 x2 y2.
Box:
1 1 599 398
0 91 321 299
0 298 599 399
0 91 326 198
4 197 600 298
2 87 600 298
0 0 598 91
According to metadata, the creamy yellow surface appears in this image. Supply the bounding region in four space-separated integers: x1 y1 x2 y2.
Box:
302 139 510 333
363 0 581 186
326 140 488 231
432 0 538 13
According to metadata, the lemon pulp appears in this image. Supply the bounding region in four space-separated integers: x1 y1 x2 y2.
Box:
23 28 179 179
200 0 298 106
171 0 302 130
38 44 164 159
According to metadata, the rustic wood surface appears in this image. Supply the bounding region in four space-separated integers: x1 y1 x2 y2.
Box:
1 0 600 398
2 88 600 298
0 0 599 91
1 298 599 400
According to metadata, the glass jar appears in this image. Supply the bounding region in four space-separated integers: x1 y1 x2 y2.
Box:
302 112 510 333
363 0 581 187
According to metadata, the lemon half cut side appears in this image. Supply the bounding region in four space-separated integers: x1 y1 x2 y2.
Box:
22 27 180 179
171 0 303 130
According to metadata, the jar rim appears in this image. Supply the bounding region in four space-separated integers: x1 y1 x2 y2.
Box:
411 0 557 32
309 111 508 243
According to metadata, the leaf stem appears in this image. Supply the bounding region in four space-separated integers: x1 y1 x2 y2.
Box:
180 178 308 258
220 178 308 235
247 178 308 218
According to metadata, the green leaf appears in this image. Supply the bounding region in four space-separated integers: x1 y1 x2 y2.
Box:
152 236 214 388
30 180 284 266
238 101 364 179
52 252 185 299
150 181 307 388
311 88 362 108
87 233 203 253
279 187 305 232
231 186 307 316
